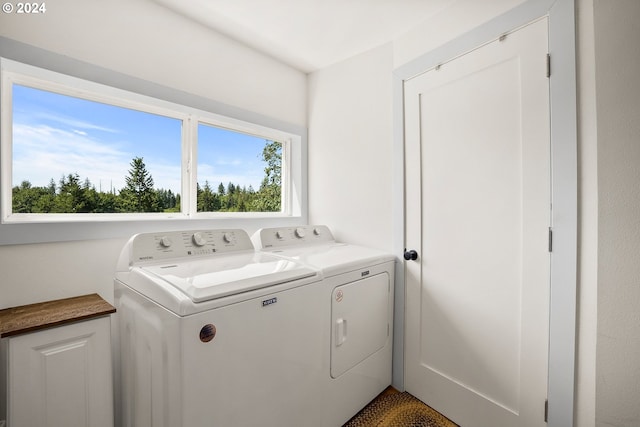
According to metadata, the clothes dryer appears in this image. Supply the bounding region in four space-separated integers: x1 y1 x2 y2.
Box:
252 225 395 426
114 229 327 427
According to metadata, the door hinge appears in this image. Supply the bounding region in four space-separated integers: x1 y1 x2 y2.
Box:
544 399 549 422
548 228 553 252
546 54 551 78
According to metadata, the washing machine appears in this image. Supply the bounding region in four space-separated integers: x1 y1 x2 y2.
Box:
252 225 395 426
113 228 328 427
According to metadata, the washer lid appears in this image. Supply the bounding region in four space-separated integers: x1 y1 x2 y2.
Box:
269 243 394 277
138 251 316 303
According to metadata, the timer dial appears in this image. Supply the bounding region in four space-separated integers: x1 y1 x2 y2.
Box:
159 236 172 248
192 232 207 247
294 227 306 238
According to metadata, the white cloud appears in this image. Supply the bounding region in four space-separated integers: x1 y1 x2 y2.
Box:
25 111 120 134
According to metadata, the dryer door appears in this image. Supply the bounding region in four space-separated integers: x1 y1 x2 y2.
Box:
331 272 390 378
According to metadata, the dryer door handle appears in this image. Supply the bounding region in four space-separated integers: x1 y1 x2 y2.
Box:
335 318 347 347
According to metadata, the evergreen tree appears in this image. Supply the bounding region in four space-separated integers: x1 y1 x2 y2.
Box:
119 157 160 212
12 181 36 213
96 191 118 213
81 178 100 212
53 173 88 213
12 180 56 213
47 179 56 195
197 181 221 212
156 188 177 211
227 182 236 194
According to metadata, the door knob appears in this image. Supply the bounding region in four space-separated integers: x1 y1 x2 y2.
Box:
404 249 418 261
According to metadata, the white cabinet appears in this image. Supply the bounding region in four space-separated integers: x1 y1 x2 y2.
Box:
0 294 115 427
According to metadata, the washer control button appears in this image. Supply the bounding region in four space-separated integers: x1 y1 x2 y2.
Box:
159 236 172 248
294 227 306 238
192 232 207 247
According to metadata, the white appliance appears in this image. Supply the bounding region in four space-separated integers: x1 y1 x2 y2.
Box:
252 225 395 426
114 229 328 427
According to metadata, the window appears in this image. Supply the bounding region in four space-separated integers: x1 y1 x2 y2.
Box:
1 58 302 228
196 123 284 213
11 84 183 215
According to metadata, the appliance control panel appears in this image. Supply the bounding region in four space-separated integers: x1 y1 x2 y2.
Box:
129 229 253 263
253 225 334 249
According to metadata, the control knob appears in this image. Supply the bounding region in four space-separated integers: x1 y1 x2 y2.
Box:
294 227 306 238
192 232 207 247
159 236 172 248
222 233 233 243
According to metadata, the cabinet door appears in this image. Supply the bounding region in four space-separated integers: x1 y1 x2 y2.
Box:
8 317 113 427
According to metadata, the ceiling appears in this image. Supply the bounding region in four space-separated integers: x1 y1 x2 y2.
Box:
151 0 455 73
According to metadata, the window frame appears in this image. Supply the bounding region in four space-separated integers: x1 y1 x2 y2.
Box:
191 116 294 219
0 56 307 245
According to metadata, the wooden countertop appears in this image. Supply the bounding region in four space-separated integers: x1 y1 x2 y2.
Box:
0 293 116 338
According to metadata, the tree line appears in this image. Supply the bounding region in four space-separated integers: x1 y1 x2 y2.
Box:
12 141 282 214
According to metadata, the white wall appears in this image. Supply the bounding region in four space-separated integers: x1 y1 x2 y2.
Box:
307 44 394 250
593 1 640 425
0 238 125 308
0 0 307 308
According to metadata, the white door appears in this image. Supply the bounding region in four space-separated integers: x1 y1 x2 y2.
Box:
404 18 550 427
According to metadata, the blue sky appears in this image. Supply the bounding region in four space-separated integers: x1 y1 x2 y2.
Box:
12 84 269 194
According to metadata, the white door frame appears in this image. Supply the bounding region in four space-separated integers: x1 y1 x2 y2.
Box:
391 1 577 427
